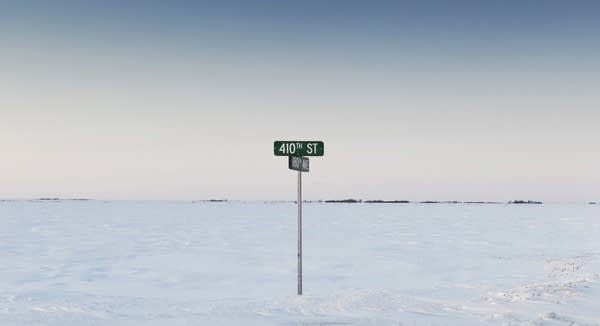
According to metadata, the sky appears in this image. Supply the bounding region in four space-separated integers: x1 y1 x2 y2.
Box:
1 1 599 202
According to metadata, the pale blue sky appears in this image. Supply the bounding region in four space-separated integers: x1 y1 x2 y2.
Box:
1 1 599 201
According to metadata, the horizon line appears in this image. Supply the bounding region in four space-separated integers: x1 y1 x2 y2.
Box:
1 198 597 205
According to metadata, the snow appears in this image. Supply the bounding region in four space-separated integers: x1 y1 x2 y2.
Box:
1 200 599 325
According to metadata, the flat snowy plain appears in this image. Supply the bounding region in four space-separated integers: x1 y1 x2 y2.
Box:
1 200 599 325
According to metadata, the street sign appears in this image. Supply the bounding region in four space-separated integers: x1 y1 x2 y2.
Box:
274 141 324 156
273 140 324 296
289 156 309 172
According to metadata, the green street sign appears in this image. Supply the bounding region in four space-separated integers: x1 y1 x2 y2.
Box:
274 141 324 156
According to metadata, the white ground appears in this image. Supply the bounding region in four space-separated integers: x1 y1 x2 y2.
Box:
1 200 599 325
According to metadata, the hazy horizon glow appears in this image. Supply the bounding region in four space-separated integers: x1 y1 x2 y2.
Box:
1 1 599 201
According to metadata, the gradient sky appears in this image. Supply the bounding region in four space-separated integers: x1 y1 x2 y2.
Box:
1 1 599 201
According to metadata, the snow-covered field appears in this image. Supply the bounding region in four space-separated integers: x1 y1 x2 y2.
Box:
1 200 599 325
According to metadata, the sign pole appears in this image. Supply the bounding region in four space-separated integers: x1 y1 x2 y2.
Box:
275 141 323 296
297 170 303 295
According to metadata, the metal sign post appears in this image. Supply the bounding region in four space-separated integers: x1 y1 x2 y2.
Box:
274 141 324 296
297 170 302 295
289 155 308 295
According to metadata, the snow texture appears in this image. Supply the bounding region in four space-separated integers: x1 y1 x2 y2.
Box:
1 200 599 325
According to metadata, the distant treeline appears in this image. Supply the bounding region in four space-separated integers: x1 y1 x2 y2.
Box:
37 198 90 201
419 200 502 204
319 199 546 204
508 200 543 204
324 199 362 203
321 199 503 204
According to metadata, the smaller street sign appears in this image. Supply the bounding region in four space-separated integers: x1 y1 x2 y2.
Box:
289 156 309 172
274 141 324 156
